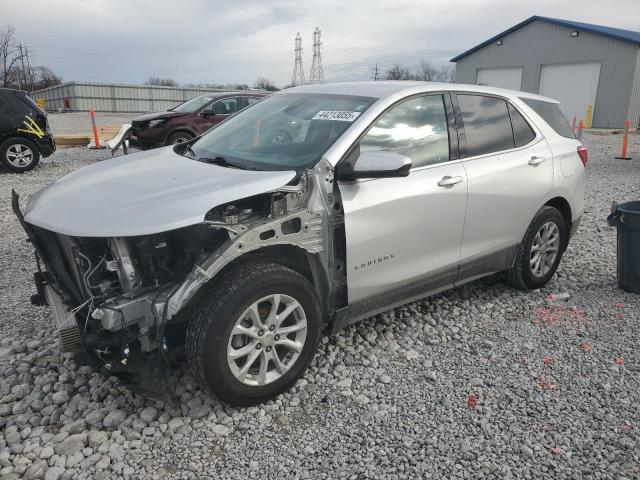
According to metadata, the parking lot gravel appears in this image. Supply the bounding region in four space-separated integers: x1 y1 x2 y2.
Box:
0 134 639 480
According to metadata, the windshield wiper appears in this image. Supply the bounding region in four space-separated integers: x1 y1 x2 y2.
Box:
184 144 196 158
198 155 248 170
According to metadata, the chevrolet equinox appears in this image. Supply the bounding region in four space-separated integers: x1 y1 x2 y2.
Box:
13 81 585 405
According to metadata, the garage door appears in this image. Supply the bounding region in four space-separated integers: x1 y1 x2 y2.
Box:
539 62 601 126
476 67 523 91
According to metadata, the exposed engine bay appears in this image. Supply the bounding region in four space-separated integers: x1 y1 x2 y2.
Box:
12 163 344 377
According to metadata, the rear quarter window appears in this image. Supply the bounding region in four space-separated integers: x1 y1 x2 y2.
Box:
508 104 536 147
520 98 575 139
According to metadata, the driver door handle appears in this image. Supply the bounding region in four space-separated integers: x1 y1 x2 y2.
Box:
528 156 546 166
437 175 464 188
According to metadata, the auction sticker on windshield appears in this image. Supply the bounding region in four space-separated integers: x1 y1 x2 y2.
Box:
312 111 362 121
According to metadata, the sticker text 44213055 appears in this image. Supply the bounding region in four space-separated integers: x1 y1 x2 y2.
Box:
312 111 362 122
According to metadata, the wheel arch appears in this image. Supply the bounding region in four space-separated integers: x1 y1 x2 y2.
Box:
1 135 41 152
177 245 330 325
543 196 572 243
164 127 197 145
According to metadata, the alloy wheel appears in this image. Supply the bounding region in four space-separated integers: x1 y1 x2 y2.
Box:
6 144 34 168
530 221 560 277
227 294 307 386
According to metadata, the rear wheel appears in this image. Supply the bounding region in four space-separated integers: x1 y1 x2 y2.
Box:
186 262 321 406
166 131 194 145
508 206 566 290
0 138 40 173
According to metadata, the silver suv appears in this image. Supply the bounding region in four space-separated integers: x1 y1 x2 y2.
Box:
14 81 585 405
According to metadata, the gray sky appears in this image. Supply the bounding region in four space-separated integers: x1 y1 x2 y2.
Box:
4 0 640 87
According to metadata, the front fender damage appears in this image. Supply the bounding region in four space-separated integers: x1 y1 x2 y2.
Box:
165 208 325 320
16 160 343 397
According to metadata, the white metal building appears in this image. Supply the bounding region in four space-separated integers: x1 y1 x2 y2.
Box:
32 82 253 113
452 16 640 128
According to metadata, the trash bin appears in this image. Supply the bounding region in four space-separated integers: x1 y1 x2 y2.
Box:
607 201 640 294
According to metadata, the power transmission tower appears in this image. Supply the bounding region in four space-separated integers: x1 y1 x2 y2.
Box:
291 33 306 86
309 28 324 83
371 63 380 81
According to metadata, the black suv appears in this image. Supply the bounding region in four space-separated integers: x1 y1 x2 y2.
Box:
0 88 55 172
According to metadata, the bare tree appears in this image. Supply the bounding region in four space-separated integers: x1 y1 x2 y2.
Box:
385 63 412 81
144 76 178 87
413 60 438 81
254 77 279 91
435 65 456 83
32 66 62 90
0 25 24 88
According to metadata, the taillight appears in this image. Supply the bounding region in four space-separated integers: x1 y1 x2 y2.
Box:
577 145 588 166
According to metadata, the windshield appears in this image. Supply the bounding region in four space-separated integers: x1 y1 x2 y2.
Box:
172 95 215 113
190 93 376 170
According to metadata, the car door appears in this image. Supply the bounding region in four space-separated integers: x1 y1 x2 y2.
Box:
454 93 554 279
197 97 239 134
338 93 468 303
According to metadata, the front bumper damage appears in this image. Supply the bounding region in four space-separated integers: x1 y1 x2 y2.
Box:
11 165 334 380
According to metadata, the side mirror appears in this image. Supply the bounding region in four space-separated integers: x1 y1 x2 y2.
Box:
337 151 412 180
201 110 216 117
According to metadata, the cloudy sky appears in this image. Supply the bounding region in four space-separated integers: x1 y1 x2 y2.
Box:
3 0 640 87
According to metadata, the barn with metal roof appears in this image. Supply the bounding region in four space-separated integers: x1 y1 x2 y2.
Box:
452 16 640 128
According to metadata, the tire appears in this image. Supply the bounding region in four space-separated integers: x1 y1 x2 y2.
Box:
0 138 40 173
508 206 567 290
268 130 292 145
186 261 322 406
166 131 194 145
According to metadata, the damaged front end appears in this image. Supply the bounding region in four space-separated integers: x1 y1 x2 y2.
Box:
14 189 226 358
11 165 336 376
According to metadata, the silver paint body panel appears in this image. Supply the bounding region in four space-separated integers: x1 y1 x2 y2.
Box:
24 146 296 237
339 162 468 302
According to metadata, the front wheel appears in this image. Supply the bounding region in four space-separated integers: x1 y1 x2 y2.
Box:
508 206 567 290
186 262 321 406
166 131 194 145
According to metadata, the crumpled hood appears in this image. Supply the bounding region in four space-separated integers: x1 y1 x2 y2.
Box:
24 147 296 237
132 110 187 123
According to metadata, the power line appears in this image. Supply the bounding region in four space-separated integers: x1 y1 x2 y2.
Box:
308 27 324 84
291 33 305 86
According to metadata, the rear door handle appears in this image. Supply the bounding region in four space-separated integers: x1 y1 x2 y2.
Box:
528 156 546 166
437 175 464 188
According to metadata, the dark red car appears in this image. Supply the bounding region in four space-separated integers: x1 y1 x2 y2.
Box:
129 92 266 149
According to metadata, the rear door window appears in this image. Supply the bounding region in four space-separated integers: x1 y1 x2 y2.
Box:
508 104 536 147
520 98 575 139
457 94 515 156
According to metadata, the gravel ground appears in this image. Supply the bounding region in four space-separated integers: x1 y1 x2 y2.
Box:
0 134 639 480
47 113 138 136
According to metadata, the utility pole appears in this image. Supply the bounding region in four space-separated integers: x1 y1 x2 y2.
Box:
24 46 32 92
18 44 32 91
371 63 380 81
309 27 324 84
291 33 306 86
16 44 24 90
